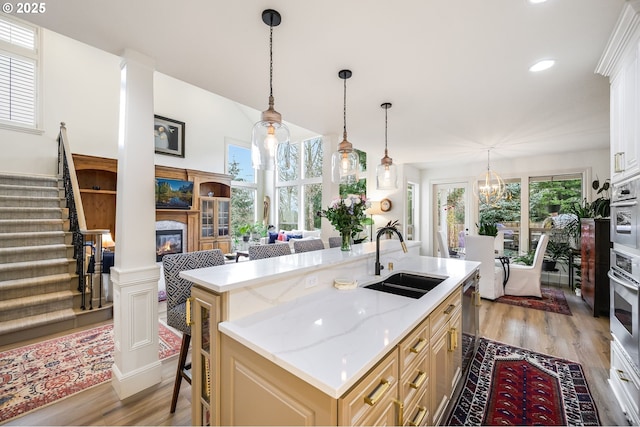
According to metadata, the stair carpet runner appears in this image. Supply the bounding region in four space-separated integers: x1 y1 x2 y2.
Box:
0 172 81 343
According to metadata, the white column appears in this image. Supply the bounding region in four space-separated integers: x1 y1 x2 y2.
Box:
111 49 161 399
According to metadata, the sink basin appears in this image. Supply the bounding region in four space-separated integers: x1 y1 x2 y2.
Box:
363 272 447 299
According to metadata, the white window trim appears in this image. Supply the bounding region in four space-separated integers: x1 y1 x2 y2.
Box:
0 15 43 134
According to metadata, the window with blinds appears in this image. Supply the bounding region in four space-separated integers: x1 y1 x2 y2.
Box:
0 16 38 128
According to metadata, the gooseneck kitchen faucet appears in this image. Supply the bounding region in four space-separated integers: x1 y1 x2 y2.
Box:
375 226 408 275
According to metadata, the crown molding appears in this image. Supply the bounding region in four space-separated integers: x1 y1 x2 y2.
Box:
596 0 640 77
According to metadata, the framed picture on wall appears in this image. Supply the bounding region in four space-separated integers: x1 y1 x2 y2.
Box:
154 115 185 157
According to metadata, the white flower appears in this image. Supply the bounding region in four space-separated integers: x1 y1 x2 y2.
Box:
343 198 353 208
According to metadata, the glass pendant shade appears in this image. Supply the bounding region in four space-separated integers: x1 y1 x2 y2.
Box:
376 102 398 190
251 9 289 170
331 69 360 183
473 150 506 206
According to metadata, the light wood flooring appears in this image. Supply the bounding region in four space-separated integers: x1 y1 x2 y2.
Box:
1 286 632 426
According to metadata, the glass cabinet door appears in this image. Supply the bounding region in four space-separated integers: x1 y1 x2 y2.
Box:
217 200 229 237
201 198 214 238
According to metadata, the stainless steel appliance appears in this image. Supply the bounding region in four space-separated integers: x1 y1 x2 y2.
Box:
609 247 640 369
611 177 640 249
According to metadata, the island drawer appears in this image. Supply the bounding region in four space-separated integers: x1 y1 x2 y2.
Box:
430 288 461 337
400 347 429 410
398 317 430 378
339 348 399 426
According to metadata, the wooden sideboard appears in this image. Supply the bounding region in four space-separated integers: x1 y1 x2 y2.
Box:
580 218 611 317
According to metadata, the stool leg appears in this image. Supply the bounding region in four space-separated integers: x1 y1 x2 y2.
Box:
171 333 191 413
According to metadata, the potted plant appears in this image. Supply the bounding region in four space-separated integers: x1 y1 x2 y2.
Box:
543 239 571 271
238 223 253 242
476 220 498 237
512 250 535 266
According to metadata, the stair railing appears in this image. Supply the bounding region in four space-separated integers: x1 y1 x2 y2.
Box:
57 122 106 310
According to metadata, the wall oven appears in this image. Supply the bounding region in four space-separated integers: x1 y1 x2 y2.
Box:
611 177 640 249
609 247 640 369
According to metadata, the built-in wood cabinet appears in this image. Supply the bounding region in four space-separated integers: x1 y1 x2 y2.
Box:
208 286 463 426
191 286 222 426
580 218 611 317
72 154 118 239
200 197 230 253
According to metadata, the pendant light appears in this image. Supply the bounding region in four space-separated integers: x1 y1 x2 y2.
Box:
473 149 506 206
251 9 290 170
376 102 398 190
331 69 360 183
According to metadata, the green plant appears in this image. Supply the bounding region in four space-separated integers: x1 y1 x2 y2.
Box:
318 194 369 238
476 220 498 237
512 250 535 266
253 222 267 237
379 219 401 238
545 240 571 262
238 223 253 236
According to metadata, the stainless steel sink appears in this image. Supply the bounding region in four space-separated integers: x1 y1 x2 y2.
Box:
363 272 447 299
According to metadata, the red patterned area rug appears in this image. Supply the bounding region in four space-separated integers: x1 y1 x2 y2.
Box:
495 287 572 316
0 322 181 424
447 338 600 426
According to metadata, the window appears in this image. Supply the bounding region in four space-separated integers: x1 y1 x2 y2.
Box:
276 137 323 231
0 16 39 129
227 144 256 237
479 180 521 256
406 182 417 241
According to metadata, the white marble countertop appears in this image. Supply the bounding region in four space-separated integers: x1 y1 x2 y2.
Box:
180 240 420 293
218 256 479 398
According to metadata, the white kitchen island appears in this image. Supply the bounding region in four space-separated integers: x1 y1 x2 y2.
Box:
180 240 480 426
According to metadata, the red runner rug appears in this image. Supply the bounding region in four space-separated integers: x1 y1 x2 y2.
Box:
495 287 572 316
0 322 181 423
447 338 600 426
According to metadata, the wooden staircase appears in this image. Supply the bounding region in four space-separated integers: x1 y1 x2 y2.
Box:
0 172 112 346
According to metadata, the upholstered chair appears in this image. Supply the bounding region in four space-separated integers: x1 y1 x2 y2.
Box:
504 234 549 298
328 236 342 248
436 231 450 258
248 242 291 260
464 235 504 300
163 249 225 413
293 239 325 253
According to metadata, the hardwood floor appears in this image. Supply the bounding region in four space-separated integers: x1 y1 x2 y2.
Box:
2 286 631 426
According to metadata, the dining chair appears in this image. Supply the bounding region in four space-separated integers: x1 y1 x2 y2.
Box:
293 239 325 253
436 231 450 258
163 249 225 413
328 236 342 248
248 242 291 260
504 233 549 298
464 235 504 300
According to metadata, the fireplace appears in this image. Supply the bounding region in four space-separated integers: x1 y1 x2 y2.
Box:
156 229 183 261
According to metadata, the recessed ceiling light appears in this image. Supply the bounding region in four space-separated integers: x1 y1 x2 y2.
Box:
529 0 548 3
529 59 555 72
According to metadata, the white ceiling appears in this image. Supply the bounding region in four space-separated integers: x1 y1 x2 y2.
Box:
21 0 625 169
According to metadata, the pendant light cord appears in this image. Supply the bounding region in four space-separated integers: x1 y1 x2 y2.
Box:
343 77 347 135
269 23 273 98
384 106 388 152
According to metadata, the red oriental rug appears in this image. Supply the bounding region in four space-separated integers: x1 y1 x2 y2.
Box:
447 338 600 426
0 322 181 423
495 287 572 316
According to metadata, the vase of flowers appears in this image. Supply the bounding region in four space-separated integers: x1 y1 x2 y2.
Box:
319 194 370 251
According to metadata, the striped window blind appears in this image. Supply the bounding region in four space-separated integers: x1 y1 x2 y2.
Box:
0 17 38 127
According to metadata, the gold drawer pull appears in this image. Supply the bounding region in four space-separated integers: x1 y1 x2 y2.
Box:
393 399 404 426
364 378 390 406
448 327 458 352
408 405 427 426
444 304 456 315
617 369 630 382
410 338 427 354
409 370 427 389
474 290 482 306
186 297 194 326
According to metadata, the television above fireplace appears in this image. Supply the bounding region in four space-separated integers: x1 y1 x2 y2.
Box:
155 178 194 210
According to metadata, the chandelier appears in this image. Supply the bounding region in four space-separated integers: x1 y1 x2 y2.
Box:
473 149 506 206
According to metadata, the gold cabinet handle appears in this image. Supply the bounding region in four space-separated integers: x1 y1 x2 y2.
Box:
393 399 404 426
410 337 427 354
409 370 427 390
364 378 390 406
448 327 458 352
444 304 455 315
617 369 630 382
186 297 194 326
474 290 482 306
407 405 427 426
